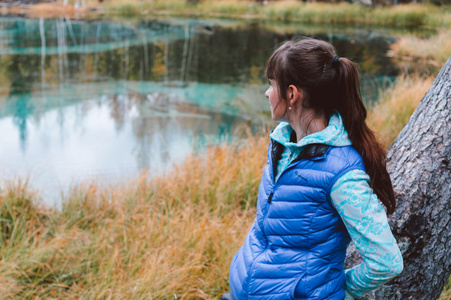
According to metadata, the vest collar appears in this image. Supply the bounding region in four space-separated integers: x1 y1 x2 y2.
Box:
271 140 331 181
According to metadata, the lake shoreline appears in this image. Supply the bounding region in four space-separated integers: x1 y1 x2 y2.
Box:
1 1 450 29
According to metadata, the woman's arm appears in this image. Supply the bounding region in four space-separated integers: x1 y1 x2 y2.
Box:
330 169 404 299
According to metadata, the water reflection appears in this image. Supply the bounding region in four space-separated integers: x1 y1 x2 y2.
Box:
0 16 401 205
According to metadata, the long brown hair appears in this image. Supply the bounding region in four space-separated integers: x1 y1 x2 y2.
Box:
265 39 396 214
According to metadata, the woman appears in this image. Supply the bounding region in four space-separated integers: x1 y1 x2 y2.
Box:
226 39 403 300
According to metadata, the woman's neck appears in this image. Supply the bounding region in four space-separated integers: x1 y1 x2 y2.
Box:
289 110 328 143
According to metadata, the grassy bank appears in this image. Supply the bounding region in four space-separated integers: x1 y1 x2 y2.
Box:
104 1 450 28
388 28 451 74
367 74 434 149
0 140 265 298
0 70 444 298
25 1 451 29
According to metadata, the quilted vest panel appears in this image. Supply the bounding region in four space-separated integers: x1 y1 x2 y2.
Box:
229 143 365 300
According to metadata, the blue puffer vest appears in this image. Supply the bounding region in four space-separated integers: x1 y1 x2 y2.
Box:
229 141 365 300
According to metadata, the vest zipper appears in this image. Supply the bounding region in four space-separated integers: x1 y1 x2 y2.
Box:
267 192 273 203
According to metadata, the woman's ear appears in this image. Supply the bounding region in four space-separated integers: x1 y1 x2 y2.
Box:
288 85 303 107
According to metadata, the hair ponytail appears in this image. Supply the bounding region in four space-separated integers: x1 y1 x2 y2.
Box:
265 39 396 214
335 58 396 214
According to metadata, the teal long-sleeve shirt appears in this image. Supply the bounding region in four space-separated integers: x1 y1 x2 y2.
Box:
269 113 403 299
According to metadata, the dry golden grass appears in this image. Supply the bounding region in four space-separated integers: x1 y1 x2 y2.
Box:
388 29 451 74
9 3 88 19
0 135 268 299
367 74 434 149
7 0 451 29
440 281 451 300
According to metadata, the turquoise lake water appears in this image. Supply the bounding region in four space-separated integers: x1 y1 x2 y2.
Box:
0 16 409 205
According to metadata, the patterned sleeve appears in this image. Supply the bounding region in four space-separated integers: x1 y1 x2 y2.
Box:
330 169 404 299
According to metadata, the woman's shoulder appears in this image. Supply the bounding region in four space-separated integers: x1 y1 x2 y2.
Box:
324 146 365 172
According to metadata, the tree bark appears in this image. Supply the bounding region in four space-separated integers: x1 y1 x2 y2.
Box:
345 56 451 299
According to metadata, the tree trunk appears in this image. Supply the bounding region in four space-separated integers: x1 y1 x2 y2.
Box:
345 56 451 299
